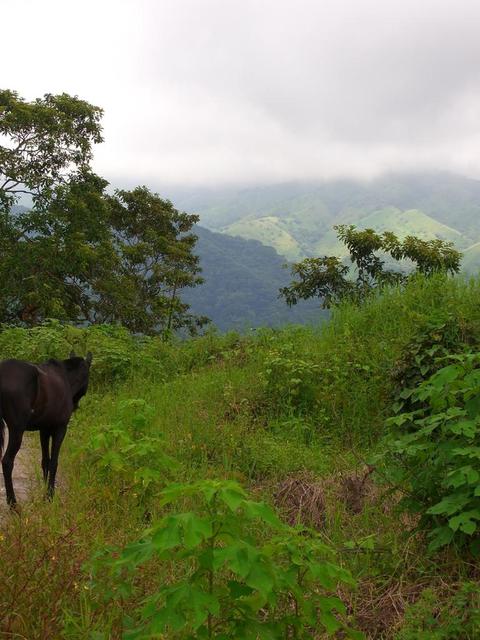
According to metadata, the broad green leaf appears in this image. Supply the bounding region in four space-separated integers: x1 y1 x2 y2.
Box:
245 561 275 599
219 484 248 511
242 501 284 529
427 525 455 551
466 395 480 418
449 509 480 533
427 493 469 516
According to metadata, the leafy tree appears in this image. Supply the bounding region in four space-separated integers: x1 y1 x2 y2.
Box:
101 187 208 335
0 90 207 336
0 180 207 335
0 89 103 210
280 224 462 308
0 173 116 324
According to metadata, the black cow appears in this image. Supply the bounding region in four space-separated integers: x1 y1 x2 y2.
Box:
0 352 92 506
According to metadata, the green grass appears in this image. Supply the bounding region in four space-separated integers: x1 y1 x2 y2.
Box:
1 274 480 638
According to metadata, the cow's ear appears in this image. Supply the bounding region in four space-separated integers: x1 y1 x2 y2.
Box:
69 350 76 358
86 352 93 366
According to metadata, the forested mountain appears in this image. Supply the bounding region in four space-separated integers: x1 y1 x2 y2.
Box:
171 173 480 266
185 227 324 331
13 172 480 332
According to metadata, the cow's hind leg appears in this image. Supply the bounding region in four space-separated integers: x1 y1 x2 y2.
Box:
2 425 24 507
40 430 50 482
47 426 66 500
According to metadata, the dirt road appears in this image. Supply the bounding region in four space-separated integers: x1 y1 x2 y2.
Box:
0 432 37 516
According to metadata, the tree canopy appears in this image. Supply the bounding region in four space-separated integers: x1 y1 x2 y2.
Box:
280 224 462 308
0 90 103 210
0 90 206 335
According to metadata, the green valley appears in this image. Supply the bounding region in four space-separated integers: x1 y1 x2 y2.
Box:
172 173 480 271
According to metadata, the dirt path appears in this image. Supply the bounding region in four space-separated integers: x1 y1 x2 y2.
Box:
0 432 38 517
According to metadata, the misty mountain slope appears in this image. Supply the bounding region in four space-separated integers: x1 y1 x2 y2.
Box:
223 215 305 261
313 207 468 257
173 173 480 261
184 227 325 331
462 243 480 274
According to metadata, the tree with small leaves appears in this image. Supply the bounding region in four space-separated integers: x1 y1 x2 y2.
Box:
102 187 208 335
0 89 103 211
280 224 462 309
0 90 207 336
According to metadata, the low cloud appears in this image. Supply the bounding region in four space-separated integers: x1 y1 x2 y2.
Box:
4 0 480 185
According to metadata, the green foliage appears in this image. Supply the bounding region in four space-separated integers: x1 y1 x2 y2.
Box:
90 480 359 639
397 583 480 639
384 353 480 552
0 173 117 324
0 89 103 210
281 225 462 308
5 276 480 637
262 340 320 413
104 187 208 335
390 313 477 414
0 90 205 335
82 399 177 504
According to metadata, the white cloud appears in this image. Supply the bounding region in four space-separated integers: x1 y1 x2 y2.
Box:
4 0 480 185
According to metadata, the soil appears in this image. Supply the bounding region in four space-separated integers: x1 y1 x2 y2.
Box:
0 431 37 517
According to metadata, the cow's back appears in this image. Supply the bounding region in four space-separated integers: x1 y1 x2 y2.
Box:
0 359 39 425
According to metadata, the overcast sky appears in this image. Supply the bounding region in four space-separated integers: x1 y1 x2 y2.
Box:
4 0 480 187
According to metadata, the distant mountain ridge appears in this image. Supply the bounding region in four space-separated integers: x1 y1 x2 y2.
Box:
172 173 480 269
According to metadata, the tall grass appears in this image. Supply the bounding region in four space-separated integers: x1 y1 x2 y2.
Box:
1 274 480 638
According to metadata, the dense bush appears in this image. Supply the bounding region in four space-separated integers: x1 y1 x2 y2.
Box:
397 583 480 639
0 320 254 386
89 480 360 639
384 353 480 552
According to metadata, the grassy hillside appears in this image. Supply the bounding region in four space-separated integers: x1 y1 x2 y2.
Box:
2 276 480 637
461 242 480 274
172 173 480 263
221 215 305 260
314 207 467 257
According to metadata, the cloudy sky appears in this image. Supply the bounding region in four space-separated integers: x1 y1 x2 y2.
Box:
4 0 480 186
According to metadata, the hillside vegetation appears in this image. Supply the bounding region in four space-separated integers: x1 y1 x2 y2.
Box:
185 227 324 330
2 275 480 638
174 173 480 269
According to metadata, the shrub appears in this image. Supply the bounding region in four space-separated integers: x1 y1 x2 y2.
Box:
263 341 320 414
390 313 477 414
397 583 480 639
81 399 177 505
89 480 361 639
384 353 480 552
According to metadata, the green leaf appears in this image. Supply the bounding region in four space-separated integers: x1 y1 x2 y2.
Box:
448 419 478 438
466 395 480 418
242 501 284 529
449 509 480 533
219 483 248 511
427 494 469 516
428 525 455 551
179 513 213 549
446 466 479 488
245 561 275 599
228 580 254 599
